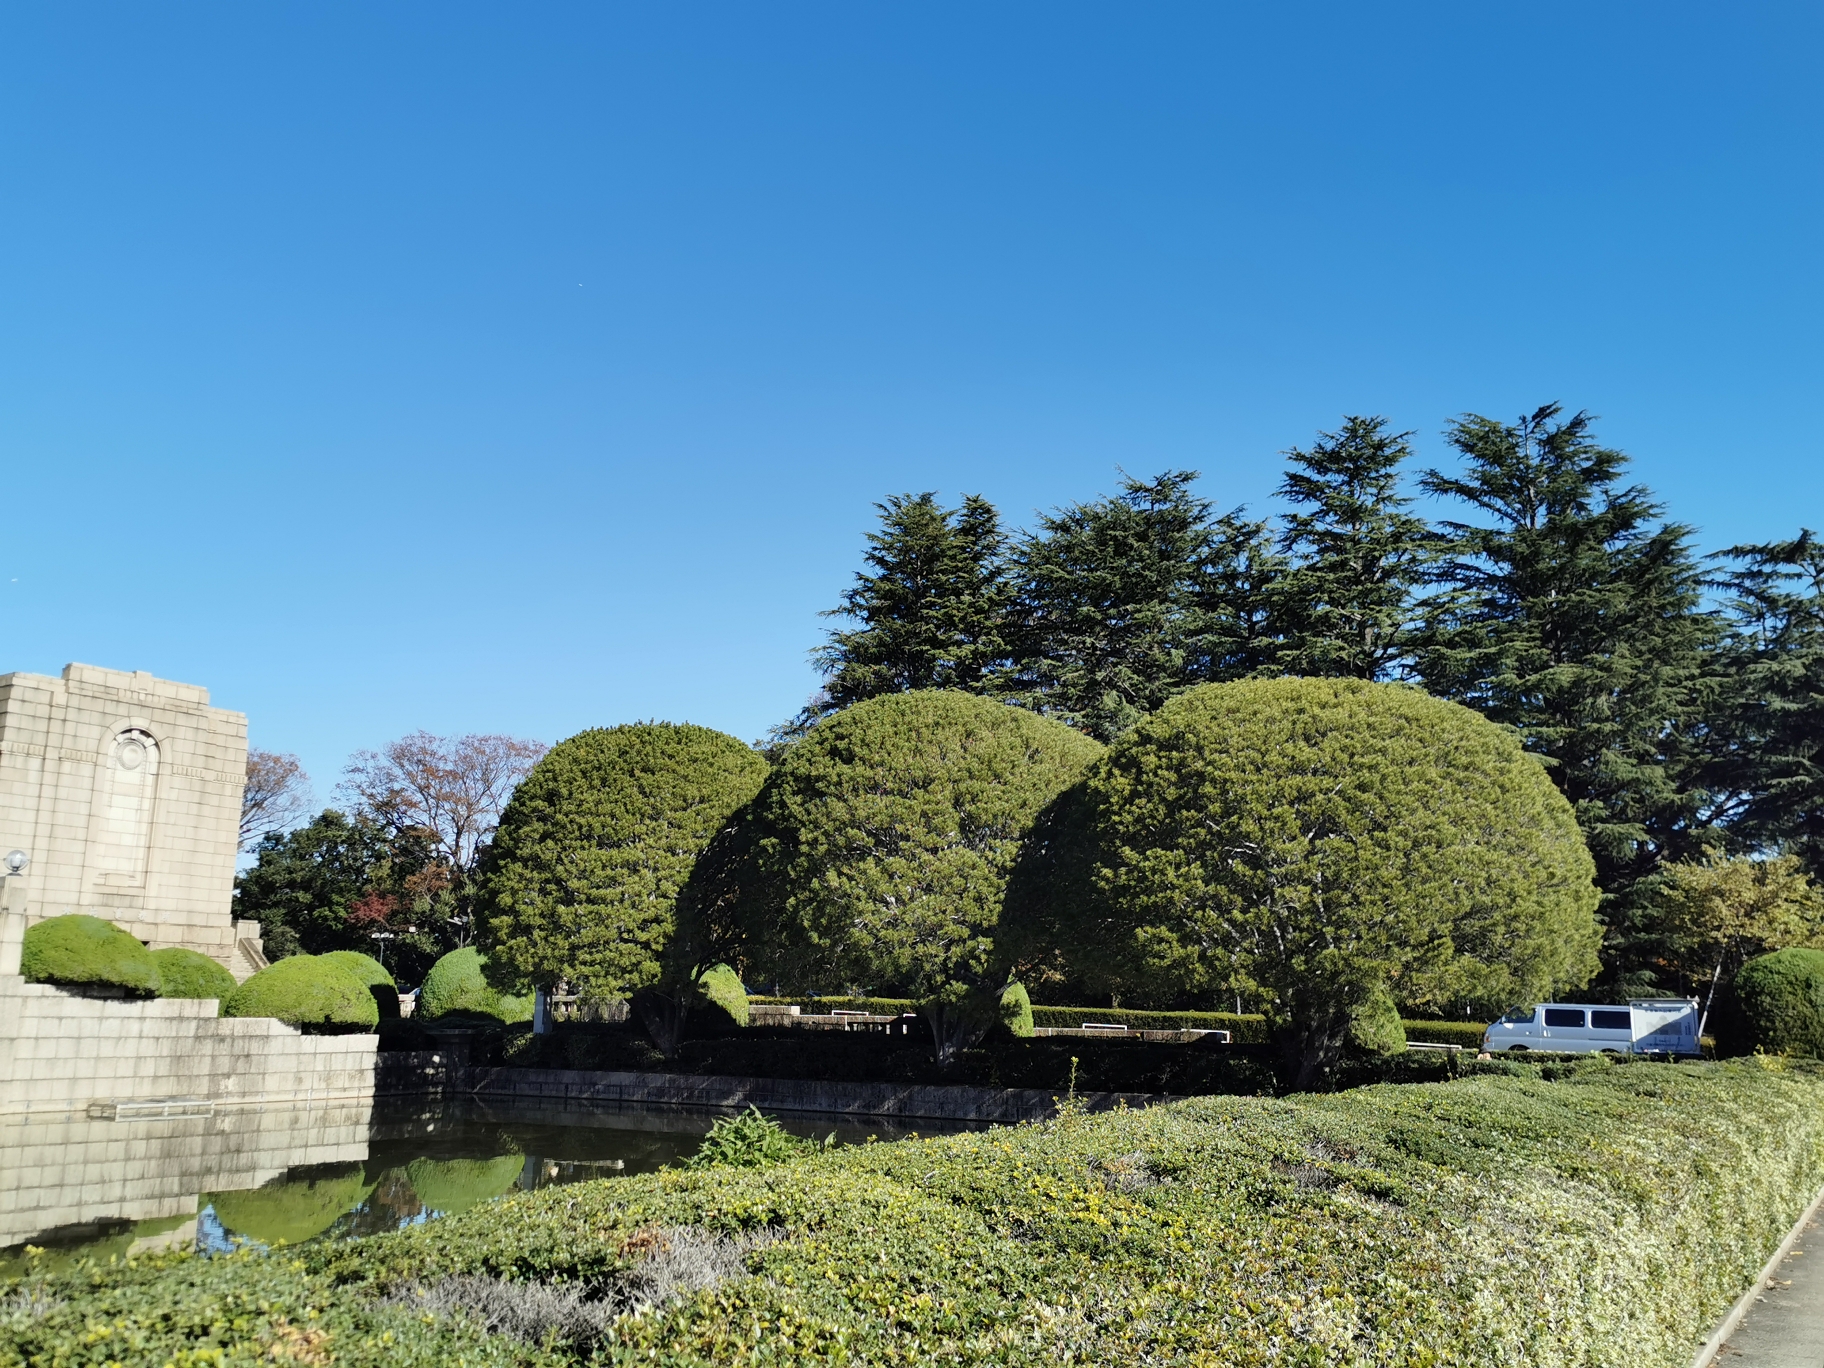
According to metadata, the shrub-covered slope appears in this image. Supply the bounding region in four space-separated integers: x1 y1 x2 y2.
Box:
7 1058 1822 1367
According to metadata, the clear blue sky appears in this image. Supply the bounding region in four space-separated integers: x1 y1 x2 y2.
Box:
1 3 1818 802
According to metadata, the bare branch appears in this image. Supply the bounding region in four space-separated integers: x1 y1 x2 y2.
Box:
240 748 313 849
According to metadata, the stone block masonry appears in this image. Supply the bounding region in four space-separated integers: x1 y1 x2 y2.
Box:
0 663 248 970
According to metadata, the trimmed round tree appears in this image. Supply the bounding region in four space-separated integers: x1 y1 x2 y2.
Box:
479 723 768 1006
151 947 238 1002
1007 678 1600 1088
417 947 533 1023
21 915 160 996
743 690 1103 1064
1716 948 1824 1058
222 955 380 1032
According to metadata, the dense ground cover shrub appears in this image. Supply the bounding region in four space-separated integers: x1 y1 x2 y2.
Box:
419 947 533 1024
10 1059 1823 1367
149 946 237 1001
1717 946 1824 1057
19 914 159 995
222 955 380 1031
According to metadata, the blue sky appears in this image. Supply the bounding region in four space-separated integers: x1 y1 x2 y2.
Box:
1 3 1818 803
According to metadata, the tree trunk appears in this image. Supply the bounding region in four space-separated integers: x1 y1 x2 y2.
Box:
923 986 1003 1068
633 985 691 1058
1273 1009 1351 1092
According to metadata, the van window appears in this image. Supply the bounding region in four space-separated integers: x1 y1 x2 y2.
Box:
1544 1008 1585 1028
1501 1006 1536 1024
1590 1009 1631 1031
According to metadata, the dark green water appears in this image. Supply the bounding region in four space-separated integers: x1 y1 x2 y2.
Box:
3 1096 978 1268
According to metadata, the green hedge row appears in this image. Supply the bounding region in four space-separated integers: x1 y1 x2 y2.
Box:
750 995 1491 1048
9 1058 1822 1366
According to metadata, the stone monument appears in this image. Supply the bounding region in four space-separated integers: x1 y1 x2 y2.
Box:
0 663 264 978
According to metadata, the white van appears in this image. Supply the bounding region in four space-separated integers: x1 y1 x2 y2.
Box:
1482 999 1701 1057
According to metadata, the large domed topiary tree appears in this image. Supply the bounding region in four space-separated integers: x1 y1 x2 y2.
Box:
741 689 1103 1064
21 915 160 996
1715 948 1824 1059
416 946 533 1023
478 722 769 1016
1004 677 1600 1089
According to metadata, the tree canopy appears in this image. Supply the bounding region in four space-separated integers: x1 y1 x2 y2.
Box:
740 690 1103 1062
478 722 768 1001
1007 677 1600 1088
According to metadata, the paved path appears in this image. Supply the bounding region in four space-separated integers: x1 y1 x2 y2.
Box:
1714 1208 1824 1366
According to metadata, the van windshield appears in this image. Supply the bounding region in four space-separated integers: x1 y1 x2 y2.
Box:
1500 1006 1536 1024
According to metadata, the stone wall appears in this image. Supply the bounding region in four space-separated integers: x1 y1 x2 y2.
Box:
0 664 247 967
0 974 376 1119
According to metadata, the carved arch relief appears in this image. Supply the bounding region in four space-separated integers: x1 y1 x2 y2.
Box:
90 728 160 888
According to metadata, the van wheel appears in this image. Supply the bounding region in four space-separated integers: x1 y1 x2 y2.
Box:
1508 1044 1530 1052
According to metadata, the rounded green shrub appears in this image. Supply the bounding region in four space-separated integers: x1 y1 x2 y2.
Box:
221 955 379 1032
1346 986 1408 1057
316 950 394 987
208 1165 371 1245
1718 948 1824 1058
1007 677 1600 1088
696 962 749 1028
418 947 533 1024
481 722 769 1002
1000 982 1034 1038
405 1155 525 1214
150 947 237 1001
20 915 159 995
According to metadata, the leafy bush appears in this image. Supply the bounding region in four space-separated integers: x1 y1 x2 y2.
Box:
221 955 380 1032
208 1165 372 1246
1346 985 1408 1056
1719 947 1824 1058
418 947 533 1024
406 1156 526 1215
682 1106 823 1170
1000 982 1033 1037
1006 677 1601 1087
317 949 394 986
20 914 159 995
695 963 748 1028
480 723 768 1001
149 947 237 1001
742 690 1103 1063
19 1059 1824 1367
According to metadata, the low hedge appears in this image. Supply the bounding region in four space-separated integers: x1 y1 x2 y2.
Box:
221 955 379 1032
19 914 159 995
1402 1018 1492 1048
149 947 238 1001
11 1058 1824 1366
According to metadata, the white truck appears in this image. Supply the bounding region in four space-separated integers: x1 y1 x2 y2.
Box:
1481 999 1702 1057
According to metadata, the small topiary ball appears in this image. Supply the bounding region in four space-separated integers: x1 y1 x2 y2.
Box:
1717 948 1824 1058
1000 982 1034 1038
418 946 533 1024
151 947 237 1001
695 963 749 1028
1346 985 1408 1057
221 955 380 1032
21 915 159 995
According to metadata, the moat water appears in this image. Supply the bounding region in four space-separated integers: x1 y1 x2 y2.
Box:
0 1094 975 1271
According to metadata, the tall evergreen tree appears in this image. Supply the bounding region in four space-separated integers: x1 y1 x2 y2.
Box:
1007 471 1217 742
1273 416 1433 680
814 492 1012 709
1707 530 1824 871
1189 509 1287 682
1416 404 1718 988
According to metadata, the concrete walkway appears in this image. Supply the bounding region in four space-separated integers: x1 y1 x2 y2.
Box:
1713 1207 1824 1366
